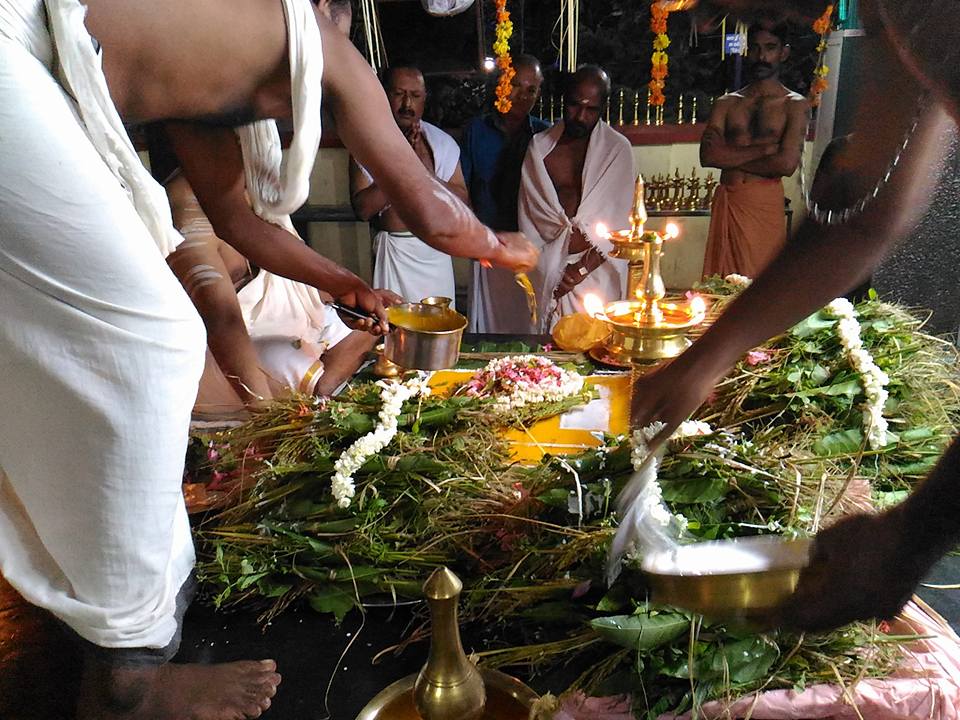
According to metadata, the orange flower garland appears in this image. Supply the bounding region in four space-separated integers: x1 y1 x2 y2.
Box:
810 4 834 107
649 3 671 107
493 0 515 114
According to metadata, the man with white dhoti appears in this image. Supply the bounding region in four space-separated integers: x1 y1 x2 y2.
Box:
0 2 536 717
519 65 636 333
350 66 470 310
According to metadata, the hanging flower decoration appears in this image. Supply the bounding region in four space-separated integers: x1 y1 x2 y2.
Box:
649 2 671 107
493 0 515 114
810 4 835 107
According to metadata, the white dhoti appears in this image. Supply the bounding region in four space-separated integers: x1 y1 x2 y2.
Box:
0 0 203 651
365 121 460 309
373 230 457 308
468 264 532 334
519 121 635 333
0 0 324 652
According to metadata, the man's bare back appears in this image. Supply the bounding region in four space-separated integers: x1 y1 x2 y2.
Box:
85 0 291 125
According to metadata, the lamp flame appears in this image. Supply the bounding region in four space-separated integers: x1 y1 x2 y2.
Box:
583 293 606 319
595 222 609 239
665 222 680 239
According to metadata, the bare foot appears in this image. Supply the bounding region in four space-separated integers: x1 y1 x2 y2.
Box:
77 658 281 720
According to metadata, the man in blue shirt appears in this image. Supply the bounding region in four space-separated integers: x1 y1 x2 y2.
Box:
461 54 550 332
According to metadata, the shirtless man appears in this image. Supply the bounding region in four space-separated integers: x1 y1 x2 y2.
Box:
349 66 470 308
519 65 635 330
700 20 809 278
0 1 536 718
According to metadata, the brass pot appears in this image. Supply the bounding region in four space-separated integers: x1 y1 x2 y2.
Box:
385 303 467 371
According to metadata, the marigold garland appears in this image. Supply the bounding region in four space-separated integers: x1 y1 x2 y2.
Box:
493 0 515 114
649 3 671 107
810 4 834 107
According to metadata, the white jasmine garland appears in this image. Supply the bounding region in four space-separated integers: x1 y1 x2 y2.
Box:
331 372 432 508
826 298 889 449
462 355 585 413
724 273 753 288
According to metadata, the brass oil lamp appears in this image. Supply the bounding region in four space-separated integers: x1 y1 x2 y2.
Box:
589 175 706 364
356 567 537 720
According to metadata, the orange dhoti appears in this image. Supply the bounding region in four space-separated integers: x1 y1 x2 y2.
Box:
702 179 787 279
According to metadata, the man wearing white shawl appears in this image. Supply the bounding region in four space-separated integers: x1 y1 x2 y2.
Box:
0 1 536 717
350 66 469 309
519 66 635 333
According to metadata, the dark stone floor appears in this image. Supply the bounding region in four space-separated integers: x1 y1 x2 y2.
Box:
2 553 959 720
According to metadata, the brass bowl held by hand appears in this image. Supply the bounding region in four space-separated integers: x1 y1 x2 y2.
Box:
385 303 468 371
355 668 538 720
420 296 453 309
641 536 813 621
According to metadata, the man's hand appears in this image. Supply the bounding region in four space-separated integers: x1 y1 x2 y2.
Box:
372 288 405 307
405 121 433 171
336 281 390 335
772 508 921 632
630 343 728 441
555 259 591 300
489 231 539 273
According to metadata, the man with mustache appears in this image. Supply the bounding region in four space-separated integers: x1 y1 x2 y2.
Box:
633 0 960 634
699 20 809 278
519 65 636 331
350 65 469 308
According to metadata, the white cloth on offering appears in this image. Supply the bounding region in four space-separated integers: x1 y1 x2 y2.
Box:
0 0 324 650
518 121 635 333
364 122 460 308
559 383 611 432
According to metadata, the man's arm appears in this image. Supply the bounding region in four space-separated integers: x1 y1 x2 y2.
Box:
442 163 470 206
348 156 391 222
164 121 388 332
737 97 809 177
699 97 777 169
317 14 536 272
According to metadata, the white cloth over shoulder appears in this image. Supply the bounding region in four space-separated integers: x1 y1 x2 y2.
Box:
368 122 460 307
519 121 634 332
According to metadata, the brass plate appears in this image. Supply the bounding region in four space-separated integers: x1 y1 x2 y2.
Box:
641 536 812 620
356 668 538 720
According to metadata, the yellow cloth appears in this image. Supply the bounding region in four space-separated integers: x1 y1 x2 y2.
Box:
702 179 787 279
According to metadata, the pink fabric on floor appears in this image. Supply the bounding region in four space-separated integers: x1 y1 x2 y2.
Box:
553 692 634 720
657 599 960 720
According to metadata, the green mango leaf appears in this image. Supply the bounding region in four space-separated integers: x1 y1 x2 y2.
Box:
814 428 864 455
789 379 861 400
590 612 689 651
874 489 909 509
709 636 780 684
899 427 936 442
309 586 357 622
260 582 293 598
660 477 730 504
537 488 572 508
790 311 836 338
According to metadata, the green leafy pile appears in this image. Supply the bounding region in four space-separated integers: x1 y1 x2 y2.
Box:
187 290 959 717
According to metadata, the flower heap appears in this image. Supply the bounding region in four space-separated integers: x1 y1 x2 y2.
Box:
462 355 584 413
493 0 515 114
810 4 835 107
331 372 432 508
649 2 671 107
826 298 889 449
724 273 753 289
